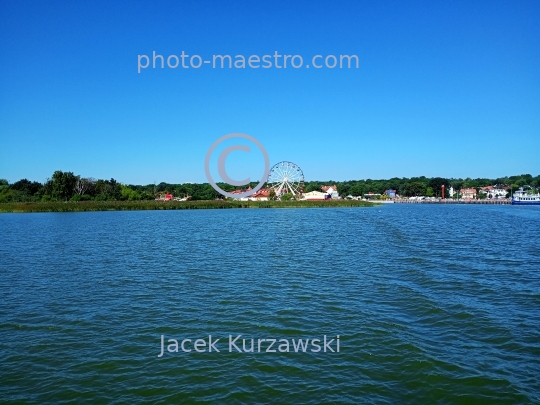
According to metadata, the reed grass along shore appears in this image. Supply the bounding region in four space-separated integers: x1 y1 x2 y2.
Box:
0 200 377 213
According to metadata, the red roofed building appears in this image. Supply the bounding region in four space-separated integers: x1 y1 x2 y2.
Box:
321 185 340 199
460 188 477 199
230 186 252 195
321 185 337 192
250 188 271 200
156 193 174 201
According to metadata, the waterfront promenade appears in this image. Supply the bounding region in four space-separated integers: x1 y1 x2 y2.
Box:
394 198 511 205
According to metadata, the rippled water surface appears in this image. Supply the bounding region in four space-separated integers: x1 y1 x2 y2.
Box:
1 205 539 404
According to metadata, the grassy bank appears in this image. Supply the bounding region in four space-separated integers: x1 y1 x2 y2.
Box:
0 199 377 213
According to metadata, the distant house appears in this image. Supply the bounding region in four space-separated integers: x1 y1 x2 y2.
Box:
460 188 477 199
321 185 339 199
479 185 508 199
231 187 252 200
364 192 381 200
249 188 271 201
156 193 174 201
384 189 397 198
231 186 252 195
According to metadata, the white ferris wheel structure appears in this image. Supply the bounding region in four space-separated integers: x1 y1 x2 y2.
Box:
267 161 305 197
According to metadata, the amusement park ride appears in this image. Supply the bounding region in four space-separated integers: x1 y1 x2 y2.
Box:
155 161 306 200
267 161 305 197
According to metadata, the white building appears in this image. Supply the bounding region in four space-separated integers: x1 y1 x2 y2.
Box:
480 186 508 199
321 185 340 199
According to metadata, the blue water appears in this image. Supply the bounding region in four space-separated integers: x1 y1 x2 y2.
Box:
1 205 539 404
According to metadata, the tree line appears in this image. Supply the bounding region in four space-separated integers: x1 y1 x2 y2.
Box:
0 170 538 203
309 174 539 199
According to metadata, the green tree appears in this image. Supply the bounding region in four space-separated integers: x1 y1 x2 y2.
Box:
51 171 77 201
337 184 350 197
404 182 426 197
94 178 122 200
304 182 321 193
11 179 43 200
120 185 142 200
428 177 449 197
350 184 363 197
280 193 293 201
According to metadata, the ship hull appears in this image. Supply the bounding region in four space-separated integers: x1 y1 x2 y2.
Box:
511 200 540 205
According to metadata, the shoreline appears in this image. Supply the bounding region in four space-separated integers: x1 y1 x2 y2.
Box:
0 200 377 213
394 199 511 204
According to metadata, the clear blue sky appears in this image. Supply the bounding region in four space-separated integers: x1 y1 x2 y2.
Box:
1 0 539 185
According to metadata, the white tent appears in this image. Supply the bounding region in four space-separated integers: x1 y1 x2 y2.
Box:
302 191 328 200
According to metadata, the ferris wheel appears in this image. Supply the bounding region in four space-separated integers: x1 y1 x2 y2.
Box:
267 161 304 197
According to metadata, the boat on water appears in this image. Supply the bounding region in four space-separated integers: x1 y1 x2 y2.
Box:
511 186 540 205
